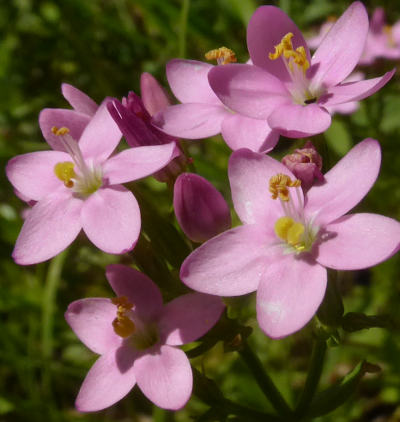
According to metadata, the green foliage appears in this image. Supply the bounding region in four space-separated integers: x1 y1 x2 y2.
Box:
1 0 400 421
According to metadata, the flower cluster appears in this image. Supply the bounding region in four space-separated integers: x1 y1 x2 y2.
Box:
5 0 400 416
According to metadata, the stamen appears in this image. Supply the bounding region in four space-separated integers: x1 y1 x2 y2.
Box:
205 47 237 65
269 32 310 73
54 161 76 188
383 25 395 47
51 126 70 136
269 174 301 201
111 296 136 338
274 216 306 252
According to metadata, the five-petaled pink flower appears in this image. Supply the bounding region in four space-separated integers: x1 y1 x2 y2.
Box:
153 55 279 153
180 139 400 338
208 2 395 138
65 264 224 411
6 100 178 265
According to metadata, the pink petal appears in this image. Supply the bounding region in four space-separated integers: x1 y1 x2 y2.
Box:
166 59 220 105
247 6 310 82
81 186 140 254
321 70 395 107
75 347 137 412
316 213 400 270
39 108 90 151
153 103 228 139
267 103 332 138
61 83 98 116
309 2 368 90
208 64 289 119
305 139 381 226
133 345 192 410
79 100 122 162
65 298 122 354
103 142 178 184
257 256 327 338
229 149 301 225
221 114 279 153
180 225 280 296
106 264 163 321
140 72 171 116
12 191 83 265
6 150 70 201
159 293 224 346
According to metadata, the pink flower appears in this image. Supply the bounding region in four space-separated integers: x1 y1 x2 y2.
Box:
180 139 400 338
152 55 279 153
65 264 224 411
208 2 395 138
281 141 323 189
107 74 188 183
6 101 179 265
174 173 231 243
360 8 400 65
39 83 98 152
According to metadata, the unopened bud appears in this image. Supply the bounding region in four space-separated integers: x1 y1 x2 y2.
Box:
281 141 323 190
174 173 231 243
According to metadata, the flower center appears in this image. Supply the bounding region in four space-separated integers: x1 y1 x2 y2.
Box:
269 32 320 105
51 126 103 197
205 46 237 65
111 296 159 350
269 173 318 254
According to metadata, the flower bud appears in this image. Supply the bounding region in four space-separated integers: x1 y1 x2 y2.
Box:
140 72 171 116
174 173 231 243
281 141 323 190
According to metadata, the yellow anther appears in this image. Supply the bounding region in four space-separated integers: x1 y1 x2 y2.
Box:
54 161 76 188
383 25 395 47
269 174 301 201
274 216 305 251
269 32 310 72
205 47 237 65
111 296 135 338
51 126 70 136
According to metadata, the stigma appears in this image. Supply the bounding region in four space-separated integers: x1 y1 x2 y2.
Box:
205 47 237 65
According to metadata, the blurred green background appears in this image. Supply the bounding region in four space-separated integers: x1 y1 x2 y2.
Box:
1 0 400 421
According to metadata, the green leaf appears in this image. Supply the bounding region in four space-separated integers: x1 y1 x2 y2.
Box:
306 361 380 418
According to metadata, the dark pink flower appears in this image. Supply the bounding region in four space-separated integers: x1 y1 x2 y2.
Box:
65 264 224 411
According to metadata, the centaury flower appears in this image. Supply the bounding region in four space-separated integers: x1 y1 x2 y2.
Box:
180 139 400 338
65 264 224 411
6 101 178 265
208 2 395 138
152 49 279 153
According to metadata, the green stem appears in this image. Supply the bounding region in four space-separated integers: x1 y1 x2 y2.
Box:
295 338 327 417
178 0 190 58
41 250 68 359
239 343 292 418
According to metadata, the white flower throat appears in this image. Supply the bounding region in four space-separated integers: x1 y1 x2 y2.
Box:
52 127 103 197
269 173 319 254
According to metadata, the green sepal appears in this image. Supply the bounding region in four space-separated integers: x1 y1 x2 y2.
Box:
305 361 381 418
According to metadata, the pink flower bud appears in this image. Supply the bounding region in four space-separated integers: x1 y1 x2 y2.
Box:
281 141 323 190
140 72 171 116
174 173 231 243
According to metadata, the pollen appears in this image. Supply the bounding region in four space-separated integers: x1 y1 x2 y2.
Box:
54 161 76 188
269 32 310 72
51 126 70 136
269 174 301 201
111 296 135 338
205 47 237 65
